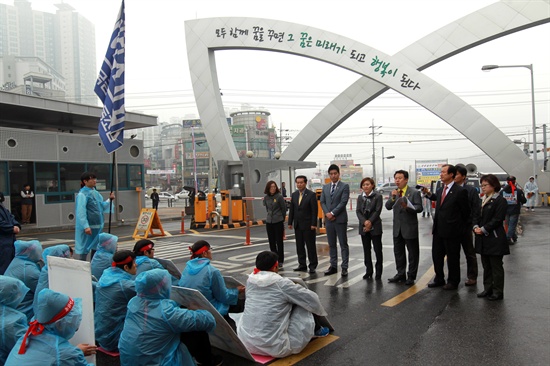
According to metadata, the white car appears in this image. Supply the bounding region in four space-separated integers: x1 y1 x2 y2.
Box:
375 182 398 195
175 190 190 199
158 192 178 201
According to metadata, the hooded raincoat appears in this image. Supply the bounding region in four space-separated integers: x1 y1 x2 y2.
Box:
0 276 29 365
237 270 327 358
5 288 91 366
4 240 43 321
75 186 112 256
33 245 71 306
90 233 118 280
94 266 135 351
118 269 216 366
179 257 238 316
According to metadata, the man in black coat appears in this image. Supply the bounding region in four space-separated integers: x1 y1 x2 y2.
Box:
288 175 318 274
423 164 470 290
454 165 481 286
150 188 160 210
0 192 21 274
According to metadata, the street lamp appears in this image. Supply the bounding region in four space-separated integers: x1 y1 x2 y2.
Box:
482 64 538 179
381 146 395 184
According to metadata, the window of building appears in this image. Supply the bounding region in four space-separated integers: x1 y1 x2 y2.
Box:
118 164 128 189
0 162 7 194
129 165 143 188
35 162 58 193
87 164 111 191
60 163 85 192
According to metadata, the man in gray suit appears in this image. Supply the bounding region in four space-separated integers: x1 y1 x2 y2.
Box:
320 164 350 276
385 170 423 285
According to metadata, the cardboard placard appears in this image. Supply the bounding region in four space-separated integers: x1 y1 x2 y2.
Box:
133 208 166 239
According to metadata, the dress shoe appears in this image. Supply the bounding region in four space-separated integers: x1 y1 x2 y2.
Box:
487 293 503 301
443 283 458 290
324 267 337 276
465 279 477 286
388 275 406 283
477 290 492 298
405 279 415 286
428 281 445 288
293 267 307 272
308 268 316 274
363 273 373 280
341 269 348 276
278 263 284 269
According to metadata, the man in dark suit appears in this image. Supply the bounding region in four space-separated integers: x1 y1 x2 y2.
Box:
455 165 480 286
423 164 470 290
385 170 423 285
320 164 350 276
288 175 318 274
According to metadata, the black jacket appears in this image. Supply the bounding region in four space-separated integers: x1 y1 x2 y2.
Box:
474 193 510 256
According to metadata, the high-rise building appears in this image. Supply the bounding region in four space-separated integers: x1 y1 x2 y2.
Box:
0 0 96 105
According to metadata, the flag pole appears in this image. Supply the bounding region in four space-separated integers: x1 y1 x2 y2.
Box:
108 152 115 233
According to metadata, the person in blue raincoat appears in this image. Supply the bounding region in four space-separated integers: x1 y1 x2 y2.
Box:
132 239 179 285
4 240 43 321
75 172 114 261
118 269 220 366
94 250 136 352
179 240 245 329
33 245 71 306
0 275 29 365
5 288 97 365
0 192 21 275
90 233 118 280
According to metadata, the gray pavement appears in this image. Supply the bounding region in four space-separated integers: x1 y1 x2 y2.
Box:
17 205 550 365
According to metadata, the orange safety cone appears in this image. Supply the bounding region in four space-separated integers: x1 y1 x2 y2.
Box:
245 215 251 245
180 210 185 234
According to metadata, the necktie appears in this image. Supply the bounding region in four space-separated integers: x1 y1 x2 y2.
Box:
398 190 403 197
299 191 303 205
330 183 336 197
441 185 448 203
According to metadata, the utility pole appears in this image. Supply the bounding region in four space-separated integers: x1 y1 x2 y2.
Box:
369 119 381 183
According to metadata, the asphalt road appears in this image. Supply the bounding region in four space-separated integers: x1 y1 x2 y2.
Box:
18 206 550 366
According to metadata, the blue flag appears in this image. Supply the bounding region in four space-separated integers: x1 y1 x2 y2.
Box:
95 0 125 153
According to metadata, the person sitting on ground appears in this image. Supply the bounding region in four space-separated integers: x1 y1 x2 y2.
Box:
118 268 222 366
90 233 118 280
179 240 245 330
5 288 97 365
0 276 29 364
133 239 178 284
94 250 137 352
4 240 43 321
237 251 330 358
33 244 71 306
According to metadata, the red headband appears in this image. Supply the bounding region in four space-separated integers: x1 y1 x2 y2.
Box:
19 297 75 354
138 243 153 252
253 261 278 274
112 255 133 267
189 245 210 258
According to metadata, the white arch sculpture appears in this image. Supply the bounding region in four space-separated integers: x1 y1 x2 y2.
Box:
185 1 550 188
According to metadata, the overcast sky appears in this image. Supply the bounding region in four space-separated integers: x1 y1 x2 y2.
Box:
4 0 550 179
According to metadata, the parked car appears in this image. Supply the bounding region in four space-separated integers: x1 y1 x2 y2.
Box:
158 192 178 201
175 190 190 199
375 182 398 195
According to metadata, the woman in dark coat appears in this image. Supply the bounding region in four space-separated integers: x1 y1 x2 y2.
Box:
356 177 383 280
473 174 509 301
263 181 287 268
0 192 21 275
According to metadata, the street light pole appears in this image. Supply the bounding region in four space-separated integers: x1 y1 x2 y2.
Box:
482 64 538 179
381 146 395 184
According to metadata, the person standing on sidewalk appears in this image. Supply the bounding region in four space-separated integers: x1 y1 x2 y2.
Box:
501 176 526 245
263 181 287 269
20 185 34 224
150 188 160 210
454 165 480 286
75 172 114 261
524 176 538 211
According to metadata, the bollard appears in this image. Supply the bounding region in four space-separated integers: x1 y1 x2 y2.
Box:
180 210 185 234
349 197 353 210
245 215 251 245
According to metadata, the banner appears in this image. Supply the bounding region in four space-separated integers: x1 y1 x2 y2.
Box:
95 0 125 153
415 159 447 185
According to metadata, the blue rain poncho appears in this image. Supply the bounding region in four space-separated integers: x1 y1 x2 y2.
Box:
4 240 42 321
5 288 91 366
94 266 135 351
135 256 178 285
179 257 238 315
75 186 112 256
90 233 118 280
0 276 29 365
118 269 216 366
237 270 328 358
33 245 71 306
